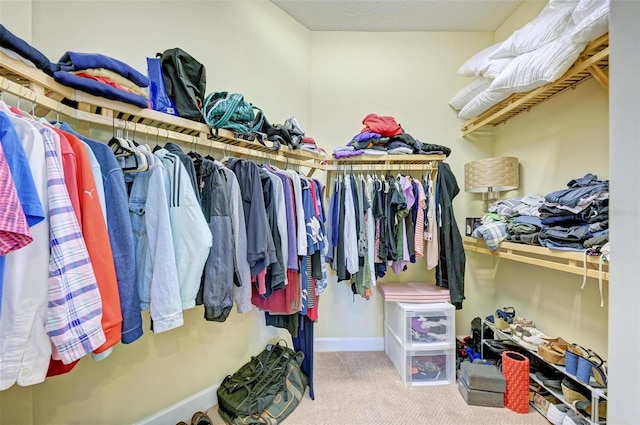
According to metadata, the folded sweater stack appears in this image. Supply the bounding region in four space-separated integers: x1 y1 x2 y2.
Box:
54 51 150 108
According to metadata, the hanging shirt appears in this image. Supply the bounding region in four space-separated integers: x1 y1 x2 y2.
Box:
125 149 183 333
227 158 277 277
217 164 252 314
343 175 359 274
284 169 307 257
199 161 235 321
155 148 212 310
62 129 122 354
425 177 439 270
0 142 31 265
58 123 142 345
0 113 52 390
414 179 427 258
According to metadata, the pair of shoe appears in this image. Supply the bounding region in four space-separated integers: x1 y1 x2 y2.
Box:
565 344 608 388
494 306 515 331
576 349 608 388
176 411 212 425
538 337 570 365
512 325 548 351
574 400 607 421
506 316 535 333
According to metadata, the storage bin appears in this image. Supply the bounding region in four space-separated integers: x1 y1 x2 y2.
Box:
384 301 455 349
384 323 455 386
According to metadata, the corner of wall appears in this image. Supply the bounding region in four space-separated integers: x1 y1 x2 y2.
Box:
493 0 546 43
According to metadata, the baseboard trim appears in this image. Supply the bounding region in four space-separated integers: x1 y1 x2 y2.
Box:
133 382 220 425
315 337 384 352
134 337 383 423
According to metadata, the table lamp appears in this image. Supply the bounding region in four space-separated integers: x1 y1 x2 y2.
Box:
464 156 519 210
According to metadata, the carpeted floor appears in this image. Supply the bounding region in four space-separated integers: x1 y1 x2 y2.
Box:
205 351 548 425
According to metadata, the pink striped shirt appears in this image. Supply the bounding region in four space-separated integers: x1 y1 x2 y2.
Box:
0 143 32 255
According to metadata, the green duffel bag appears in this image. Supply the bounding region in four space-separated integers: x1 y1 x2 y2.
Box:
217 341 308 424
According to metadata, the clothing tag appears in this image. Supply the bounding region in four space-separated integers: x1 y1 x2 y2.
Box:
424 231 432 241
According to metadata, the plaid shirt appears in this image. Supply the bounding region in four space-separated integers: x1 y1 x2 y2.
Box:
42 127 106 364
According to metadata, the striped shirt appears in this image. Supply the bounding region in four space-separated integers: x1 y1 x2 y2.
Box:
0 142 32 255
414 180 426 258
41 127 106 364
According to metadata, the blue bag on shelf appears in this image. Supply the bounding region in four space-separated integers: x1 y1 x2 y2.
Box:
146 57 177 116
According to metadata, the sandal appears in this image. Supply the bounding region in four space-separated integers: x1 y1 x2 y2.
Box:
494 306 515 331
564 344 588 376
577 349 607 388
574 400 607 421
538 337 569 365
507 317 535 334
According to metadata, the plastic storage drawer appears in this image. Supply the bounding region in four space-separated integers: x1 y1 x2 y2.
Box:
384 301 455 349
384 323 455 386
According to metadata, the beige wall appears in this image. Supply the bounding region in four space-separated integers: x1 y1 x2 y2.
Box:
0 0 618 423
488 0 610 357
1 2 306 424
308 31 496 338
491 78 610 357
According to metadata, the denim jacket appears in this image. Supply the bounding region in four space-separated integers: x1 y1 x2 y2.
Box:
124 149 183 333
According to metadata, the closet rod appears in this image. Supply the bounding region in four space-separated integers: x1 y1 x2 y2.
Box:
325 162 439 172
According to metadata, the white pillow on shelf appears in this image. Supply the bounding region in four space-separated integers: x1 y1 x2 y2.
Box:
490 35 587 94
448 76 492 111
490 0 579 59
458 88 511 120
457 42 502 77
570 0 609 43
481 56 515 79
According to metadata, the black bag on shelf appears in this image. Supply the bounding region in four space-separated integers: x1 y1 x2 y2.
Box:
158 48 206 122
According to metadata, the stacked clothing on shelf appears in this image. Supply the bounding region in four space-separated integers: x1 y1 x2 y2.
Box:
53 51 151 108
472 174 609 253
333 113 452 158
0 25 55 75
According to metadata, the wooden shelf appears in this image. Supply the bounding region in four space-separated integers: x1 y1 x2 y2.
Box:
325 154 445 172
0 49 447 176
0 50 325 171
461 33 609 137
463 236 609 281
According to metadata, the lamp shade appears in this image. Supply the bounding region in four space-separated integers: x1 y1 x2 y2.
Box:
464 157 519 193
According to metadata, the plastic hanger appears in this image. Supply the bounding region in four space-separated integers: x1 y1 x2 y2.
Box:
187 135 202 161
108 119 148 173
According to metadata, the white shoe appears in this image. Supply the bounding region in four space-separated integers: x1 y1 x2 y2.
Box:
547 404 571 425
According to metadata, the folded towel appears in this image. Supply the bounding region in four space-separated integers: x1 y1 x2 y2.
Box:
57 51 149 87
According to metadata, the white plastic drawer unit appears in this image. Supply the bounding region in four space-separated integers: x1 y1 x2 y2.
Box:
384 324 455 386
384 301 455 349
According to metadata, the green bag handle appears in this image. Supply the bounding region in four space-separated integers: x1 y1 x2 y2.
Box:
201 91 255 134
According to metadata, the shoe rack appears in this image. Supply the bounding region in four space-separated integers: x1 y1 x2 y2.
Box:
481 319 607 424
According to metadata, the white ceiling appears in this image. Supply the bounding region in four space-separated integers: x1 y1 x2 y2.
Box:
270 0 525 32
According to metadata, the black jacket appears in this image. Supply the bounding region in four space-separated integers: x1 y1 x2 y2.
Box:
435 162 466 309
